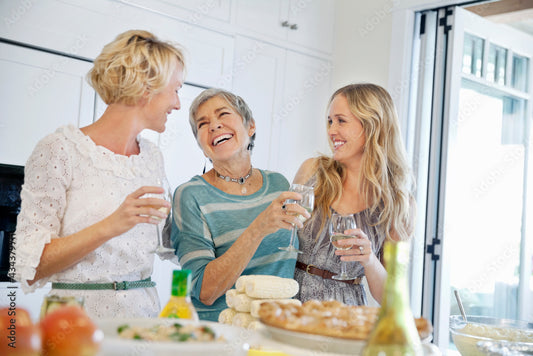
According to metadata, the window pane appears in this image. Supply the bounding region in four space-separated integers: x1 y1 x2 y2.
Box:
511 54 529 91
462 33 484 77
487 44 507 85
448 80 528 323
502 97 526 145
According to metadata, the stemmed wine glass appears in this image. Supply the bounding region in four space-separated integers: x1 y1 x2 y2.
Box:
329 212 356 280
278 183 314 254
151 177 175 255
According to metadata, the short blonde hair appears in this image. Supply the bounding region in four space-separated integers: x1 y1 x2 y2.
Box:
88 30 185 105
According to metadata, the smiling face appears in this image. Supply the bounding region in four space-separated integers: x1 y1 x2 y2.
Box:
327 94 366 165
194 95 256 164
142 61 184 133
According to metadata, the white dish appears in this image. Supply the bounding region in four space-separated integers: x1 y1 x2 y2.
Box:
449 315 533 356
260 323 365 354
260 323 438 355
96 318 251 356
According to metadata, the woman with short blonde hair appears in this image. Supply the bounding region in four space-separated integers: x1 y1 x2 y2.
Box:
15 30 185 318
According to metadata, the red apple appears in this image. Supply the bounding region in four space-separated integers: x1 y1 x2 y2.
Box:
0 306 41 356
40 305 103 356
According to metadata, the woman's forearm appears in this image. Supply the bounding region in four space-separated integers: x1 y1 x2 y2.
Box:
199 227 264 305
29 220 114 285
197 190 302 305
362 254 386 304
29 186 168 284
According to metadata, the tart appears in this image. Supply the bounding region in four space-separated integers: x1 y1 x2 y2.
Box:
258 299 432 341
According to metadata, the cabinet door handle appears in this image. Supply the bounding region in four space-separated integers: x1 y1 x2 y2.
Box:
281 21 290 27
290 24 298 30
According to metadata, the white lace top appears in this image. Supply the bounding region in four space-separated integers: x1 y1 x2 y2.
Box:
14 125 164 318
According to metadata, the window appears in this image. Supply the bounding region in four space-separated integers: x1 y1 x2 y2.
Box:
409 6 533 352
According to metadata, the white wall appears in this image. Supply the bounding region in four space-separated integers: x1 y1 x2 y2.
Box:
331 0 462 131
331 0 394 90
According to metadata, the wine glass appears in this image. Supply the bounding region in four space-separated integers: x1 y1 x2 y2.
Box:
278 184 314 253
151 177 175 255
329 212 356 280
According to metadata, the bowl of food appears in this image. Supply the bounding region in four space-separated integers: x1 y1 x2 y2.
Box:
96 318 255 356
449 315 533 356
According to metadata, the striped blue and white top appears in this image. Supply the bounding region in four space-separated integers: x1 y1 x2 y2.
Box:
170 170 297 321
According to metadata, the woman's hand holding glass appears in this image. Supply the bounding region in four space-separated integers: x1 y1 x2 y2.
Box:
279 184 314 253
145 177 175 255
100 186 171 238
334 229 373 267
248 190 310 243
329 212 357 280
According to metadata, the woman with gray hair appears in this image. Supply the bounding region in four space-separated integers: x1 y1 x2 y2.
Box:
170 88 309 321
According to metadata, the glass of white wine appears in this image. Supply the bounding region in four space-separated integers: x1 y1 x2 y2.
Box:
278 183 314 254
149 177 175 255
329 212 356 280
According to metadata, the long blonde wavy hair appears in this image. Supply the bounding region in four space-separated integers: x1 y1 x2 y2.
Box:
314 83 415 241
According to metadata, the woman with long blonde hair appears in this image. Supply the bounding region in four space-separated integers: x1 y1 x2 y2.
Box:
293 83 415 305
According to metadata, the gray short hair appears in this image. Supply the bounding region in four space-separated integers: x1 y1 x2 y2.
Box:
188 88 256 152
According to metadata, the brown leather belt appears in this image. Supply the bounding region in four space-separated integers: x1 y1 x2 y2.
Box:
296 261 363 285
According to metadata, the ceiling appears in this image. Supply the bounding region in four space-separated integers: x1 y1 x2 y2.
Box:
464 0 533 36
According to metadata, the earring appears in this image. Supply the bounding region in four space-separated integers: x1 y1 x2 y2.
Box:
202 159 207 174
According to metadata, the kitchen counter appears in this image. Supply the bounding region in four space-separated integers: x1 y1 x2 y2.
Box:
95 318 442 356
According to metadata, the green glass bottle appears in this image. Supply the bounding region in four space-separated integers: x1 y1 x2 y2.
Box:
362 241 423 356
159 270 199 321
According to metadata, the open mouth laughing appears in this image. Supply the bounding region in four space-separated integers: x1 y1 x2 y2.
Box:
333 140 345 150
212 134 233 146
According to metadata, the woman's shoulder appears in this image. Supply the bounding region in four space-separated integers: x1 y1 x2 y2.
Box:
138 136 160 154
29 125 79 158
35 125 73 144
174 175 207 195
293 157 320 184
261 169 287 179
260 169 289 187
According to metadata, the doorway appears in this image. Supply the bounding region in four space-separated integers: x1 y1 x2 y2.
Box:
410 5 533 351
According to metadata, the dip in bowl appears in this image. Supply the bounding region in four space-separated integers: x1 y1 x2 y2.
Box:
449 315 533 356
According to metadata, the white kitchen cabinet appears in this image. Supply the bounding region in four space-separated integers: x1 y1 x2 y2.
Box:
121 0 232 23
0 42 96 166
177 27 234 89
0 0 234 90
272 50 332 180
234 0 335 54
231 36 286 171
232 36 331 181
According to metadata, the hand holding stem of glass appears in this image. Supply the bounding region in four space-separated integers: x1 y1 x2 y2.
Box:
329 212 356 280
